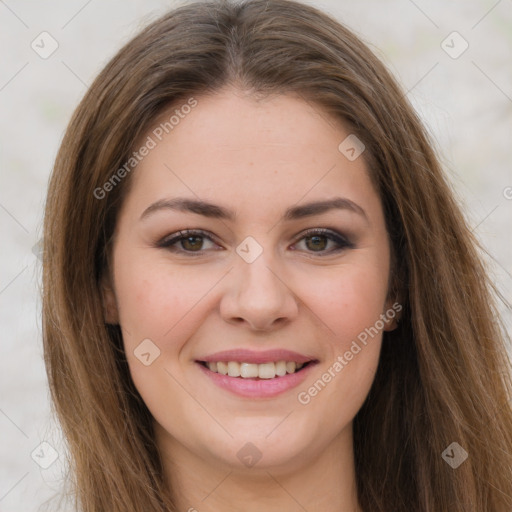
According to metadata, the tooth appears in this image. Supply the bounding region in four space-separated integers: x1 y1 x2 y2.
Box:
286 362 296 374
227 361 241 377
240 363 259 378
209 360 304 378
259 362 276 379
217 361 228 375
275 361 287 377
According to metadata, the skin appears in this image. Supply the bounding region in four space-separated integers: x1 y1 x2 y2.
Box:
102 85 398 512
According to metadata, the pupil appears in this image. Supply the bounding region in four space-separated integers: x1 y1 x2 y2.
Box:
183 236 202 250
308 235 326 251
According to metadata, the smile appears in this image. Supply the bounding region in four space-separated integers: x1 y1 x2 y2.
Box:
196 357 318 398
199 360 309 379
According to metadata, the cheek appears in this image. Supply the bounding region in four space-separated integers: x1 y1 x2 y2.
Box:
307 260 390 346
294 259 388 414
113 251 217 344
114 243 389 367
111 253 214 424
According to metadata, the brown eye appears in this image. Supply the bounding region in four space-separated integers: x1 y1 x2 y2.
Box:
304 234 329 252
293 228 353 255
157 230 220 254
180 235 204 251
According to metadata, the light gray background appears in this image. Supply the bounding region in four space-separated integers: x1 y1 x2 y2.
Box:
1 1 511 510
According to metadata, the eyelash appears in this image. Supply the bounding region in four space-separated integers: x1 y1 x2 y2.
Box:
156 228 354 256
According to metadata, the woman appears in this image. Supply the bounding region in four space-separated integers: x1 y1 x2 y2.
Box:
42 0 512 510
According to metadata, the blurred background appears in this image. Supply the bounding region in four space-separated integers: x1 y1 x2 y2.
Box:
0 0 511 510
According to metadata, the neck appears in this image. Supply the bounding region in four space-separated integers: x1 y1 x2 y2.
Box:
157 424 362 512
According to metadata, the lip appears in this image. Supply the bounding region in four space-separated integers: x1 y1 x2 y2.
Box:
197 348 314 365
196 359 318 399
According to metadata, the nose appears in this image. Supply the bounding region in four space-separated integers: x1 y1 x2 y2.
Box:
219 251 299 332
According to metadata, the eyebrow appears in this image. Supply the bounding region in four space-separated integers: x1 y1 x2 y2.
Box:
139 196 368 222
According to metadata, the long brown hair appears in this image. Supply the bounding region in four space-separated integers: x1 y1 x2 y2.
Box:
42 0 512 510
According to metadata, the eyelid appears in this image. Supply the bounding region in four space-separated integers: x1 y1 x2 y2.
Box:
157 229 222 251
295 227 352 244
156 227 354 255
291 227 354 254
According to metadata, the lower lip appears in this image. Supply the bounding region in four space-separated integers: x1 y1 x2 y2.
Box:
196 362 316 398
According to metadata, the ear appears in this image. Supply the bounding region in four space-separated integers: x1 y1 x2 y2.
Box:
100 273 119 324
382 297 402 332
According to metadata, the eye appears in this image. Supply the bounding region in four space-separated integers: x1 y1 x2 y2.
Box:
157 228 354 256
292 228 354 255
157 229 221 254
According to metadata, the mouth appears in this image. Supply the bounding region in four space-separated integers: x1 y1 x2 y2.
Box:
197 360 315 380
195 353 319 398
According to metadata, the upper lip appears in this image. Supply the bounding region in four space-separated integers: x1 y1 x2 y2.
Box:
197 349 316 365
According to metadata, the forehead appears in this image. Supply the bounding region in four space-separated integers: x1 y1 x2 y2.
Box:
121 88 380 222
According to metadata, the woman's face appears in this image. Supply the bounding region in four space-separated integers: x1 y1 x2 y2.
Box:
104 87 396 473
